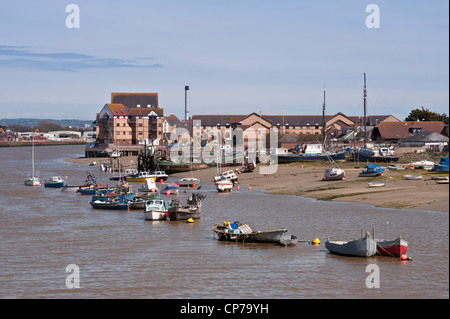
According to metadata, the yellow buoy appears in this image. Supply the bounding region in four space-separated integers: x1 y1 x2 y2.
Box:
186 218 194 223
312 238 320 245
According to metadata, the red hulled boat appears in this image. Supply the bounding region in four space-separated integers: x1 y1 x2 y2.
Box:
376 238 408 256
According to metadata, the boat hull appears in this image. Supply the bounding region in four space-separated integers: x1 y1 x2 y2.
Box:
324 168 345 181
326 235 377 257
213 225 295 244
368 182 386 187
25 177 40 187
278 151 346 163
144 210 167 220
376 238 408 257
89 200 129 210
77 188 116 195
167 206 201 220
44 182 66 188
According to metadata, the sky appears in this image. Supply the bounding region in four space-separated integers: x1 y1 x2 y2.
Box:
0 0 448 121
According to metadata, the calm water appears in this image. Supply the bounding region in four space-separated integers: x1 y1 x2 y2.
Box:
0 145 448 299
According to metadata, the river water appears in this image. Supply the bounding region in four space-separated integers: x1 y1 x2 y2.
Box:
0 145 448 299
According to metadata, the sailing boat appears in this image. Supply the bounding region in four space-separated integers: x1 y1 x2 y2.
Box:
352 74 400 163
24 129 41 187
321 86 345 181
177 147 200 187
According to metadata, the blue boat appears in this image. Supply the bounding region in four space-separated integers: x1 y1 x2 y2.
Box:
89 194 131 210
359 163 385 177
432 157 449 172
44 176 67 188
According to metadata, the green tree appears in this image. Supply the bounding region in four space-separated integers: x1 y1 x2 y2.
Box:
405 107 449 124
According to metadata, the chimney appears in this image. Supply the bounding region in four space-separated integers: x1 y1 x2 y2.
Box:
185 86 190 121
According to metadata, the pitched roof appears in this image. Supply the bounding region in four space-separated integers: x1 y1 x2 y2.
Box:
127 107 163 117
105 104 129 116
402 132 449 143
375 121 446 140
111 93 158 108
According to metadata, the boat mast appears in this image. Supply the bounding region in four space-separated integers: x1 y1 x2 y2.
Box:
363 73 367 148
322 85 326 147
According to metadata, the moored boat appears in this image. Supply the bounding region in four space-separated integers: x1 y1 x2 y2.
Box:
25 129 40 187
137 178 159 193
323 167 345 181
435 177 449 184
144 197 168 220
161 185 180 195
376 237 408 257
368 181 386 188
213 222 297 245
126 171 157 182
89 197 130 210
166 193 205 220
44 176 67 188
177 177 200 187
215 180 233 192
358 163 384 177
325 232 377 257
403 175 422 180
432 157 449 172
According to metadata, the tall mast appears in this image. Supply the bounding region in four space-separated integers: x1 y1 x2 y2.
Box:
363 73 367 148
322 85 326 146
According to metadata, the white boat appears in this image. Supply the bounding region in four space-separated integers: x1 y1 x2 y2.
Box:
137 178 159 193
215 180 233 192
144 198 168 220
368 181 386 188
404 175 422 180
177 177 200 187
435 177 449 184
323 168 345 181
152 170 168 182
213 170 239 184
410 160 435 170
25 130 40 187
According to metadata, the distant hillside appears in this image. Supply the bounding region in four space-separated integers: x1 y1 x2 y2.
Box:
0 118 93 129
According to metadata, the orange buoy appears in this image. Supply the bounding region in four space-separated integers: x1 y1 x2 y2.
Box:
248 187 252 191
160 179 164 183
294 173 296 176
166 191 170 195
236 186 240 190
400 254 408 260
192 184 196 188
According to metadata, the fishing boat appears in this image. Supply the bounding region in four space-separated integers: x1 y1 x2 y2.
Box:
358 163 385 177
213 222 297 246
432 157 449 172
376 238 408 257
152 171 169 182
24 129 40 187
137 178 159 193
144 197 168 220
89 195 130 210
126 171 157 183
325 232 377 257
368 181 386 188
177 177 200 187
161 185 179 195
44 176 67 188
166 193 205 220
77 185 116 195
404 175 422 180
388 164 406 171
215 180 233 192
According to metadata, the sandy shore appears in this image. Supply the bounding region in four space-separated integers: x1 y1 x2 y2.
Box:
65 156 449 213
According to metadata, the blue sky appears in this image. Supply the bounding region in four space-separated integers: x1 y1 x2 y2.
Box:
0 0 448 121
